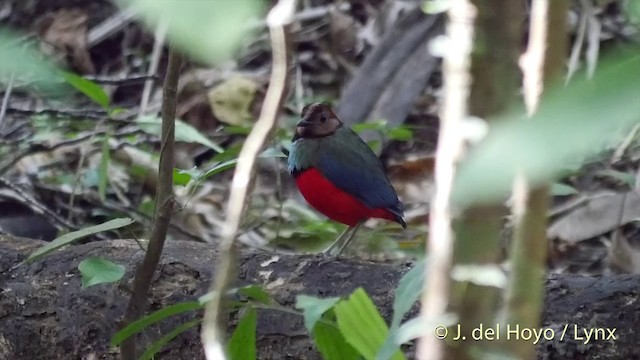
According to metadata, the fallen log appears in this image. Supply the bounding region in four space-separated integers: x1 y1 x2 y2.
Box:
0 235 638 359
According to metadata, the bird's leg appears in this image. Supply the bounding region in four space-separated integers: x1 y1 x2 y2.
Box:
322 221 363 256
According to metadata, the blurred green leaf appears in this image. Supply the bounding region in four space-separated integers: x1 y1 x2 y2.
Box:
352 120 387 133
296 295 341 332
387 126 413 141
116 0 264 64
224 125 252 135
312 310 360 360
139 319 201 360
334 288 405 360
174 167 201 186
213 144 243 162
237 284 272 305
61 71 110 109
0 29 62 91
26 218 134 263
78 257 125 288
136 116 224 152
201 148 286 179
625 0 640 24
550 182 579 196
377 261 426 360
99 134 110 200
227 307 257 360
454 53 640 206
111 301 202 346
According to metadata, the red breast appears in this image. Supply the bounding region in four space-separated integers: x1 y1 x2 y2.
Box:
295 167 397 226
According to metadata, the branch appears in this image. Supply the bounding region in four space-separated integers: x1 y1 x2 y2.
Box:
200 0 295 358
120 45 182 359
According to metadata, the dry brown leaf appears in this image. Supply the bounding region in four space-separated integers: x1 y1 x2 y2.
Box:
548 192 640 243
36 9 95 74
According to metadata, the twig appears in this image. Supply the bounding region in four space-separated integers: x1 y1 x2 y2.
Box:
200 0 295 358
0 177 79 232
0 72 15 131
82 74 160 85
139 21 168 117
67 119 107 223
245 2 349 30
0 128 145 176
120 45 182 360
87 7 138 47
565 1 588 85
418 1 475 359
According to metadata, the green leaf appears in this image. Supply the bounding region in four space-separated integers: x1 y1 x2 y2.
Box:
237 285 272 305
174 167 201 186
0 29 63 92
212 144 242 161
139 319 201 360
78 257 125 288
352 120 387 133
111 301 203 346
136 116 224 152
296 295 341 332
312 310 360 360
550 183 579 196
377 261 426 360
61 71 110 109
227 307 257 360
115 0 264 65
201 148 286 180
387 127 413 141
596 169 636 188
98 134 110 200
334 288 405 360
224 125 252 135
453 52 640 206
26 218 134 263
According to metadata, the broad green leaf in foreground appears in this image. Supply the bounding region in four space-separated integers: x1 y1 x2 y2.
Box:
115 0 263 64
237 284 273 305
454 52 640 206
296 295 341 332
78 257 125 288
227 307 258 360
334 288 405 360
377 261 426 360
26 218 135 263
312 310 360 360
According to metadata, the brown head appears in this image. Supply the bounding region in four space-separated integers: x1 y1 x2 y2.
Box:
293 103 343 141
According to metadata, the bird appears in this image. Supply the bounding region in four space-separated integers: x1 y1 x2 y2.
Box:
287 102 406 255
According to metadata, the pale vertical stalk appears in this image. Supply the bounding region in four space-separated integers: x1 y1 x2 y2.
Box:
506 1 566 359
200 1 296 359
139 21 168 117
418 1 476 359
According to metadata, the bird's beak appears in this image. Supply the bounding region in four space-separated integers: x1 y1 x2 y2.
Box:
296 118 312 127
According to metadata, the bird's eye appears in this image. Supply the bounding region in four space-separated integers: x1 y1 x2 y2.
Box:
320 114 328 123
